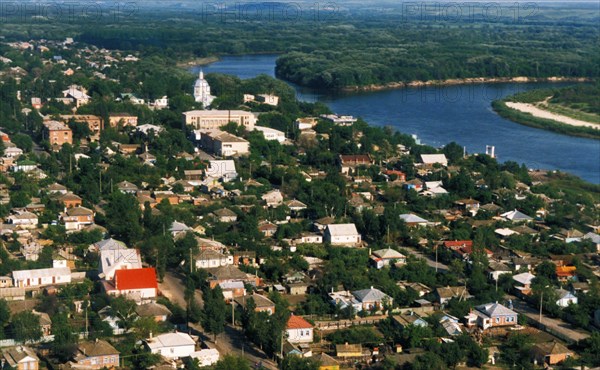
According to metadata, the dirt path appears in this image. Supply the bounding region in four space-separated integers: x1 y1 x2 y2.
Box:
505 101 600 129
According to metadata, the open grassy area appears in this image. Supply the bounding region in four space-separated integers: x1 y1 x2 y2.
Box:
543 102 600 124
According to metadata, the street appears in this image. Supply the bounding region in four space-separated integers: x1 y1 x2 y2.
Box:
403 246 449 273
507 295 590 343
159 272 278 369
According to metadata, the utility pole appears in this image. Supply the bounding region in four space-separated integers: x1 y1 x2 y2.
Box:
539 290 544 324
231 301 235 327
190 247 193 274
85 306 89 338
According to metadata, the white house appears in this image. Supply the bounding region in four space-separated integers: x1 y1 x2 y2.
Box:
190 349 220 367
556 289 577 307
206 160 238 183
145 332 196 359
324 224 361 246
136 124 164 136
195 249 230 269
292 233 323 245
105 268 158 303
256 94 279 106
420 154 448 167
286 315 314 344
99 248 142 280
370 248 406 269
254 126 286 143
13 267 71 288
501 209 533 223
7 212 38 228
262 190 284 207
4 146 23 158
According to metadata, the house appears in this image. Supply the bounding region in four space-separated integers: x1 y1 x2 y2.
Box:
212 208 238 223
99 248 142 280
3 146 23 159
397 281 432 297
189 349 220 367
262 190 283 207
12 267 71 288
105 268 158 302
295 117 318 130
92 238 127 252
47 183 68 195
61 206 94 231
324 224 361 246
582 232 600 252
145 332 196 359
135 302 172 322
169 221 191 238
234 294 276 315
339 154 373 175
555 289 577 307
183 110 257 131
292 233 323 245
206 160 238 183
11 160 38 173
553 228 584 243
117 181 138 194
399 213 428 227
199 130 249 157
422 181 447 197
256 94 279 106
443 240 493 261
2 346 39 370
43 120 72 149
370 248 406 269
435 286 471 305
512 272 535 296
440 315 464 336
254 126 285 142
383 169 407 182
207 265 258 298
286 199 308 216
455 198 480 214
62 86 90 107
58 193 83 208
154 191 179 205
59 115 103 138
195 249 230 269
336 343 363 358
420 154 448 167
7 212 38 228
108 113 138 128
352 287 393 312
556 266 577 282
136 124 163 136
286 315 314 344
487 261 512 281
69 340 120 369
531 341 573 366
403 179 424 192
32 310 52 336
501 209 533 223
466 302 518 330
313 353 339 370
392 313 429 329
151 96 169 109
258 222 278 237
321 114 357 126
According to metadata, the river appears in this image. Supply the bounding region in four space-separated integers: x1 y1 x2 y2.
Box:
191 54 600 184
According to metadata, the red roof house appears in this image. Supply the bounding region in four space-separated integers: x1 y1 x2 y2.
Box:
106 267 158 302
286 315 314 344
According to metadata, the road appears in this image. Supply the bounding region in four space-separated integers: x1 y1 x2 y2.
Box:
403 246 449 273
159 272 278 369
507 295 590 343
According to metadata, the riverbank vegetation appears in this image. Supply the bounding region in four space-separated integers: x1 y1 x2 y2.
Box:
492 84 600 139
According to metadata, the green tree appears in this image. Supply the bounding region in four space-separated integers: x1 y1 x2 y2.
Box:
51 312 78 362
281 356 319 370
201 286 227 342
213 355 252 370
11 311 42 343
0 299 10 339
105 191 143 245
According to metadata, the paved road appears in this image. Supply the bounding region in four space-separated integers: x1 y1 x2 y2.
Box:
159 272 278 369
507 295 590 343
403 246 449 273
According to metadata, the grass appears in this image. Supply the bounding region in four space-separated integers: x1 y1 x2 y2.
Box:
542 103 600 125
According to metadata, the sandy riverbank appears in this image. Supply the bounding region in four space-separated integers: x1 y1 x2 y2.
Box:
176 56 220 67
504 101 600 129
341 76 590 92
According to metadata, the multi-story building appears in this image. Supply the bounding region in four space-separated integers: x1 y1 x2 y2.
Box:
183 110 257 131
43 120 72 149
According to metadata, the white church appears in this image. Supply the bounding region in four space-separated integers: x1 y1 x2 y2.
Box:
193 70 216 108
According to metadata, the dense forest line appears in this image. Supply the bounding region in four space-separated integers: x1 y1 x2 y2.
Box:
1 3 595 90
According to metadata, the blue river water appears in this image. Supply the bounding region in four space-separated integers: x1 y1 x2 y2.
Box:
191 54 600 183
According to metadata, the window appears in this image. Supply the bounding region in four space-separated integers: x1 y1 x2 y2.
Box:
495 317 500 323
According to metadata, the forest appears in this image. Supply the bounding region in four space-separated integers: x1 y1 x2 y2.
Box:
1 2 597 90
